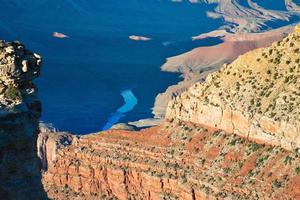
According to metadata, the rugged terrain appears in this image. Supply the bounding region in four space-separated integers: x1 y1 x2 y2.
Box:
166 24 300 150
152 0 300 121
203 0 300 32
41 25 300 199
41 122 300 200
153 25 293 119
0 41 47 199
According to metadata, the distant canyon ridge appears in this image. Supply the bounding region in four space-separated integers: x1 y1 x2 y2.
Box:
150 0 300 126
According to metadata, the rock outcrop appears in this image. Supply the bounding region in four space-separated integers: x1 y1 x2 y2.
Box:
110 123 138 131
166 24 300 150
42 122 300 199
204 0 300 33
0 41 47 199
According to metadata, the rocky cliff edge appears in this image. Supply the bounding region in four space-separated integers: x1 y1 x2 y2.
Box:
0 41 46 199
166 24 300 151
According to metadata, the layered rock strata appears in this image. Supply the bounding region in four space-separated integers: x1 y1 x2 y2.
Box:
0 41 47 199
166 24 300 150
42 122 300 199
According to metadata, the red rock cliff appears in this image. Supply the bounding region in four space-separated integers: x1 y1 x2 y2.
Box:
41 121 300 199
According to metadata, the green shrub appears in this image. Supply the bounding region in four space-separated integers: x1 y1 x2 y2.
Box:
272 179 282 188
295 167 300 174
249 142 262 152
269 49 273 55
4 86 21 101
223 168 231 173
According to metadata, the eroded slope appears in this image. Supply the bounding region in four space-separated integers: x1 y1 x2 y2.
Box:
166 24 300 150
42 121 300 200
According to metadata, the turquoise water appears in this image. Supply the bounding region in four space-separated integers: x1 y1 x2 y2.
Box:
117 90 138 114
102 90 138 130
0 1 224 133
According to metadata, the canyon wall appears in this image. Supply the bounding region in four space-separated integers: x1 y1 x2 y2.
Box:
41 122 300 199
166 24 300 150
0 41 47 199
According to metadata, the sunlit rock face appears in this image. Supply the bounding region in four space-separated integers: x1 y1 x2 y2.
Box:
166 24 300 150
296 24 300 34
41 123 300 200
0 41 47 199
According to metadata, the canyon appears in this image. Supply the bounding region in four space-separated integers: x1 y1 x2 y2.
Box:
39 24 300 199
1 1 300 199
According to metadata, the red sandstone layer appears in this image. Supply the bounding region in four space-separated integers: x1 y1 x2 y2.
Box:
41 121 300 200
